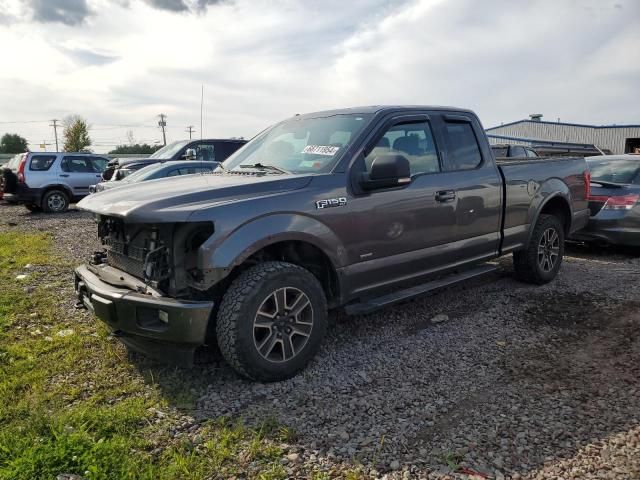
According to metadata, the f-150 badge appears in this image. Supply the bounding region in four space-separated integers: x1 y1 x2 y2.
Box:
316 197 347 209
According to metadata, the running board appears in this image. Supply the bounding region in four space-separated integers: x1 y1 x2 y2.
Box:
344 264 498 316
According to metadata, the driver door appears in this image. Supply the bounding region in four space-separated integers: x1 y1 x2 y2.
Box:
344 115 458 296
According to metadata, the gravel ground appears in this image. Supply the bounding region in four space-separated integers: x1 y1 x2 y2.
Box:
2 202 639 479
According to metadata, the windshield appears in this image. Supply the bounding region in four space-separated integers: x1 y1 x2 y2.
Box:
7 153 24 169
119 163 164 183
149 140 189 159
587 158 640 184
223 114 372 174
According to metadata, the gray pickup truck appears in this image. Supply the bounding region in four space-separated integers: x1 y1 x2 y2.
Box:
75 106 590 381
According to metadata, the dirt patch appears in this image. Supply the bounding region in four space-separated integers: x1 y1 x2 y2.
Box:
522 291 626 330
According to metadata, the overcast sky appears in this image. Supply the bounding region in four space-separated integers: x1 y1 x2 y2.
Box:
0 0 638 153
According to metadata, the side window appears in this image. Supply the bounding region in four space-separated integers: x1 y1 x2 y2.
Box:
193 144 215 161
90 157 108 172
61 156 93 173
510 146 526 157
441 122 482 171
178 167 197 175
365 121 440 176
526 148 538 158
167 169 181 177
29 155 56 171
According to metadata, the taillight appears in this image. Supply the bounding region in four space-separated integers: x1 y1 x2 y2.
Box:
583 170 591 200
589 194 639 210
17 154 27 183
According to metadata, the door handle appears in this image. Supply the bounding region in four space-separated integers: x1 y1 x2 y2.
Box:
59 174 69 177
435 190 456 202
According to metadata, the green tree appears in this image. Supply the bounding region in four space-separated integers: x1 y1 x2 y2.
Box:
108 144 163 155
62 115 92 152
0 133 29 153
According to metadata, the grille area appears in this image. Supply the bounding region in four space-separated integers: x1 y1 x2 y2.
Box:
107 250 145 279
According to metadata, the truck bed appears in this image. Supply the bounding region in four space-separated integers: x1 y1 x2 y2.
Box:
497 156 589 253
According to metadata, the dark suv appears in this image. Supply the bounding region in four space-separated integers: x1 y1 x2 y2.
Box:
102 139 247 181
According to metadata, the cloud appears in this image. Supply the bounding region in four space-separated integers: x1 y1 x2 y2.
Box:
30 0 92 25
144 0 189 12
2 0 639 153
58 46 119 66
144 0 228 13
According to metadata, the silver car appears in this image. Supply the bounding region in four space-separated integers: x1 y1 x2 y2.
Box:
1 152 109 212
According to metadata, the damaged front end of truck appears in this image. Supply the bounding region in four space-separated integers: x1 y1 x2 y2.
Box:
75 215 217 365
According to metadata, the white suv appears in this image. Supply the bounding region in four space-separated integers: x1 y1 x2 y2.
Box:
2 152 109 212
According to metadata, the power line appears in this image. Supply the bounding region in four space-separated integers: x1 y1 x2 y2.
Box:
0 120 49 124
158 114 167 146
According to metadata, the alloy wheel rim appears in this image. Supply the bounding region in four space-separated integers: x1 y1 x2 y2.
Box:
253 287 314 363
538 227 560 272
47 193 65 212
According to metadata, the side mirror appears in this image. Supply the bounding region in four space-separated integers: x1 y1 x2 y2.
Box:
184 148 197 160
360 154 411 191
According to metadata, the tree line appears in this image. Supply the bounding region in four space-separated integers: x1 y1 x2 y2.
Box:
1 116 162 155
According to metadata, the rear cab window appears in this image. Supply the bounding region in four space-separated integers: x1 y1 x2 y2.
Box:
29 155 57 171
441 121 483 171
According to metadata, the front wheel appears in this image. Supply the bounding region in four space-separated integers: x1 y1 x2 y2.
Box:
513 214 565 284
216 261 328 382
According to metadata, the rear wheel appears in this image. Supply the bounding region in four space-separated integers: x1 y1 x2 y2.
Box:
513 214 565 284
42 189 69 213
216 261 328 382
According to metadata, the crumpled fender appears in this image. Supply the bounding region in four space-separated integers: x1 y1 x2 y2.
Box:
198 213 348 273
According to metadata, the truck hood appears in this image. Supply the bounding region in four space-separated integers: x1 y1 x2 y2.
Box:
77 173 313 223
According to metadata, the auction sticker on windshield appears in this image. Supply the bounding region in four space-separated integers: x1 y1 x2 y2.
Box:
302 145 340 156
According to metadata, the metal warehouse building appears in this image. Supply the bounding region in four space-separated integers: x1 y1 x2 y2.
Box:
486 114 640 155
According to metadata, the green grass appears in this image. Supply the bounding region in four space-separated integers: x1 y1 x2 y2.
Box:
0 231 291 480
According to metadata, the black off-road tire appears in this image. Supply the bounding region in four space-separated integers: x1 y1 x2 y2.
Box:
42 189 69 213
216 261 328 382
513 214 565 284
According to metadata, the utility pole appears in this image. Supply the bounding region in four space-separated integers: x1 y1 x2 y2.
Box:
186 125 195 139
50 119 59 151
158 114 167 146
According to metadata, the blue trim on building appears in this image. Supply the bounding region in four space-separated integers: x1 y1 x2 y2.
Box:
486 134 597 148
486 119 640 131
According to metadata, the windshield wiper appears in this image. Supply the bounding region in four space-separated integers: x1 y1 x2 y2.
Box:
238 163 290 174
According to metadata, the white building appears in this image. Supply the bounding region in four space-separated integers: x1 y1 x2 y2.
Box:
486 114 640 154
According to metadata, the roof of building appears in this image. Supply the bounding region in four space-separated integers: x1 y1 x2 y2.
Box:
487 119 640 131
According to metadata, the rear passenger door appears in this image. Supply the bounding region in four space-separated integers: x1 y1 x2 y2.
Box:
430 113 503 263
59 156 102 197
